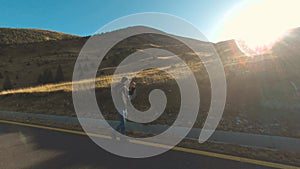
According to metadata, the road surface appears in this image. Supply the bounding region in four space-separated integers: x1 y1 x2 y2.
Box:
2 111 300 153
0 120 295 169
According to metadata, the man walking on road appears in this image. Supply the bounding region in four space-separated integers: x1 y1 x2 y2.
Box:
114 77 130 135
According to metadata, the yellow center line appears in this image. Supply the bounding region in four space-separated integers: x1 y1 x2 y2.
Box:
0 119 299 169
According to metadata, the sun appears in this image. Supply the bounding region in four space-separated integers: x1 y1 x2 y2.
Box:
215 0 300 56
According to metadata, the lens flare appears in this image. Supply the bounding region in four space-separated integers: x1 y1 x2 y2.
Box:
215 0 300 56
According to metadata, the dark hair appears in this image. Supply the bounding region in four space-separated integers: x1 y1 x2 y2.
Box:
121 77 128 83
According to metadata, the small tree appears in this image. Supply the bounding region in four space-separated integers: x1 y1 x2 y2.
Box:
37 74 43 84
46 69 54 84
55 64 64 82
3 75 12 90
42 69 54 84
37 69 56 84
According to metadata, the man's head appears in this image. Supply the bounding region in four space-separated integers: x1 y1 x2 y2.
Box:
120 77 129 86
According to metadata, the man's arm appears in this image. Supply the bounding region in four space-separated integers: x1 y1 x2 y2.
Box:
121 86 130 106
129 87 136 100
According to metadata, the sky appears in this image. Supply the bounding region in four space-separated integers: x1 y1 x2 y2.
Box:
0 0 241 42
1 0 300 48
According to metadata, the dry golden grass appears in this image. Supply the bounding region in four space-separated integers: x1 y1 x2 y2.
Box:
0 63 193 95
0 50 257 96
0 52 271 96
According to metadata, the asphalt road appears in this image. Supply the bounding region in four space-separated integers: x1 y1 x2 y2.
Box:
0 122 281 169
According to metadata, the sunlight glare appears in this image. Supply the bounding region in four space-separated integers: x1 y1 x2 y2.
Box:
216 0 300 55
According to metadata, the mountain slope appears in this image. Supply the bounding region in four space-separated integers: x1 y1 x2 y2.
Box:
0 28 80 45
0 26 299 138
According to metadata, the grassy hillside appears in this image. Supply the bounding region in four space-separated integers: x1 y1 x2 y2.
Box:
0 28 80 45
0 26 299 138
